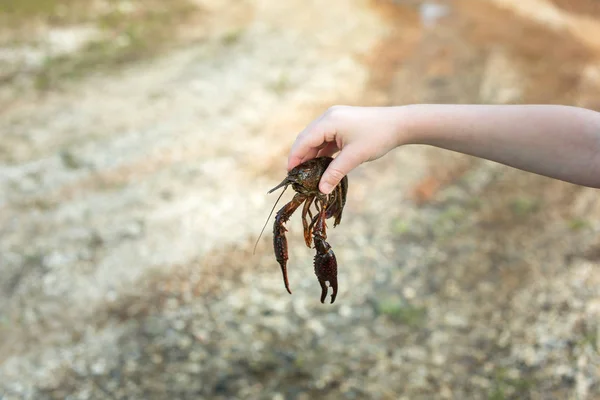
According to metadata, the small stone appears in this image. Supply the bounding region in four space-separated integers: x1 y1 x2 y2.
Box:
402 346 427 361
403 287 416 299
144 317 166 335
189 350 204 362
151 354 163 364
106 290 118 302
227 295 245 311
432 353 445 366
186 363 201 374
122 221 144 239
471 375 491 389
175 373 190 385
77 388 92 400
497 329 511 347
391 350 403 367
339 305 352 317
292 297 310 318
440 385 453 399
165 298 179 310
43 251 70 269
443 313 468 328
178 336 193 349
90 360 106 375
506 368 521 380
555 364 574 378
307 320 326 336
483 362 495 373
521 345 540 367
124 360 137 373
173 319 186 331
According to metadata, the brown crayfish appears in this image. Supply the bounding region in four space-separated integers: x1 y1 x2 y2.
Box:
256 157 348 304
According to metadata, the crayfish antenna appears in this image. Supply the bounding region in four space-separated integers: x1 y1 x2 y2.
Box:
253 185 288 255
267 177 291 194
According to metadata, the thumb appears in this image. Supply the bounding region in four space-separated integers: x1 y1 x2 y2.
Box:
319 146 364 194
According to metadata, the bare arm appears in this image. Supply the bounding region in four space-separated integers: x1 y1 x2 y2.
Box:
405 104 600 188
288 104 600 193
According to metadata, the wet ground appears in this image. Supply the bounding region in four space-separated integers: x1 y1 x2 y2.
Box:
0 0 599 399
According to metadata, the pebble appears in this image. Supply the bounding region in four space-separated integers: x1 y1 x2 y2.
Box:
444 313 468 328
173 319 186 331
90 360 107 375
307 320 326 336
178 336 193 349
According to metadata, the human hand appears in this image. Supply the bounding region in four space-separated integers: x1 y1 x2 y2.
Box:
287 106 406 194
290 104 600 192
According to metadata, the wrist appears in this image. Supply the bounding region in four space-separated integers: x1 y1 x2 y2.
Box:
393 104 427 146
397 103 454 148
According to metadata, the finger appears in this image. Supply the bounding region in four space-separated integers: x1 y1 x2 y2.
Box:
288 118 335 171
298 148 320 165
319 145 364 194
316 142 339 158
288 131 326 170
290 143 327 171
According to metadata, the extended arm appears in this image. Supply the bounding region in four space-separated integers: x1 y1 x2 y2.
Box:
288 104 600 193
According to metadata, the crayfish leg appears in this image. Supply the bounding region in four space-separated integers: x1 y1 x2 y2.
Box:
301 196 314 248
312 200 339 304
326 176 348 227
273 193 306 294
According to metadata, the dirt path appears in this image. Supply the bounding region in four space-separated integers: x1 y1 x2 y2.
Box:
1 0 599 399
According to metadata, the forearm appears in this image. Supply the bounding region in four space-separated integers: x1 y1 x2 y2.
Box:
401 104 600 188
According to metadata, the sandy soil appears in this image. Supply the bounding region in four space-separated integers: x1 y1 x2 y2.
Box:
0 0 599 399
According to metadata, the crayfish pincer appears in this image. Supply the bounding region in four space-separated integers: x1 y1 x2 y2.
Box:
256 157 348 304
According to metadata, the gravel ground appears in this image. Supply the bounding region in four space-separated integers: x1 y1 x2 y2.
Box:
1 0 599 399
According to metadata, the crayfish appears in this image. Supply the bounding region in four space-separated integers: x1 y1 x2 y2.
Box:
256 157 348 304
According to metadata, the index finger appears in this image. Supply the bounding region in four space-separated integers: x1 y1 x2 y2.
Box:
287 117 335 171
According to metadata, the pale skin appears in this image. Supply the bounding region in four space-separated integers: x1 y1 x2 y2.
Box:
287 104 600 194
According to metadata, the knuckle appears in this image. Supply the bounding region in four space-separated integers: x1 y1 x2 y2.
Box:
326 105 348 120
326 167 346 183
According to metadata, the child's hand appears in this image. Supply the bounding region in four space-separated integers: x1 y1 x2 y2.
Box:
289 104 600 192
287 106 406 194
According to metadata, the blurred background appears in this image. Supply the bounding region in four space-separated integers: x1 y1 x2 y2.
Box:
1 0 599 399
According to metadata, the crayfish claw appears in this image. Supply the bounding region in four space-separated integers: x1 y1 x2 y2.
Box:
313 238 338 304
317 276 338 304
329 279 338 304
318 278 328 304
